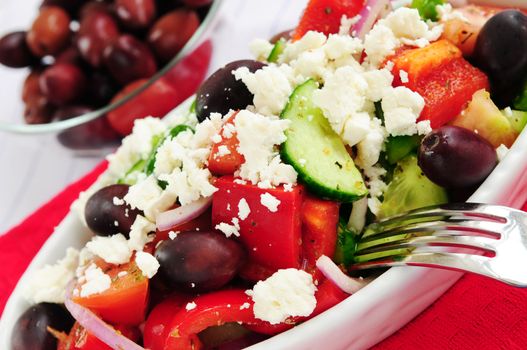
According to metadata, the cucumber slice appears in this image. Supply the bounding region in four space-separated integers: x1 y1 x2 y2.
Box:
280 79 368 202
267 38 286 63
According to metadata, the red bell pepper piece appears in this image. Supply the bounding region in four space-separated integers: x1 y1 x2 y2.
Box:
212 176 304 277
301 194 340 281
207 111 244 176
144 294 192 350
293 0 364 40
162 290 267 350
390 40 489 128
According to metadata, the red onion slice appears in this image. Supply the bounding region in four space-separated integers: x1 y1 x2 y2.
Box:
156 196 212 231
316 255 367 294
352 0 392 39
64 296 145 350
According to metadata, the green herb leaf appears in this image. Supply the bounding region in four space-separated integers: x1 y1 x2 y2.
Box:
411 0 445 21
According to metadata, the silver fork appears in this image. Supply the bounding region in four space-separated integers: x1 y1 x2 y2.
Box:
350 203 527 287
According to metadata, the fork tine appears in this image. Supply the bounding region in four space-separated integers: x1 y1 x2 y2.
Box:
361 207 508 240
360 220 504 244
350 252 527 287
354 235 497 262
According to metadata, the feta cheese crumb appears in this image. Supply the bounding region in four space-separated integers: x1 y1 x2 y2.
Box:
217 145 231 157
168 231 179 240
240 302 251 310
128 215 156 252
86 234 132 265
399 70 409 83
250 269 317 324
24 248 79 304
212 134 222 143
80 264 112 298
186 302 197 311
381 86 425 136
339 15 361 35
135 251 160 278
117 271 128 278
234 110 297 187
260 193 281 212
238 198 251 220
113 196 125 206
215 218 241 238
249 38 274 61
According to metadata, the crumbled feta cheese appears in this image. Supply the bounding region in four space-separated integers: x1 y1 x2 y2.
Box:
364 8 442 68
436 3 469 22
86 234 132 265
113 196 125 206
356 118 387 169
117 271 128 278
238 198 251 220
339 15 361 35
399 70 409 83
503 107 513 117
215 218 241 238
216 145 231 157
240 302 251 310
381 86 426 136
496 144 509 162
234 65 295 116
234 179 247 185
211 134 222 143
186 302 197 311
260 193 281 212
80 264 112 298
128 215 156 252
250 38 274 61
106 117 167 178
234 110 297 187
283 183 293 192
313 66 368 136
124 176 169 221
251 269 317 324
280 31 327 63
135 251 159 278
168 231 179 240
24 248 79 304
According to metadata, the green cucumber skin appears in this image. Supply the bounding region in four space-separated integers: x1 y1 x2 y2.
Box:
280 79 368 202
267 38 286 63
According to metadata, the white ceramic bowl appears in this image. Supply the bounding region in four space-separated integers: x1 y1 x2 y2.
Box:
2 1 527 349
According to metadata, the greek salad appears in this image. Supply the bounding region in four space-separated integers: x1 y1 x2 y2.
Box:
11 0 527 349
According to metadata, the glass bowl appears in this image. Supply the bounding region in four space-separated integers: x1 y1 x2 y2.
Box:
0 0 222 148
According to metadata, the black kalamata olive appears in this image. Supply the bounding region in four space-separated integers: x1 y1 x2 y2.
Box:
85 184 142 237
418 126 497 188
195 60 266 122
155 231 246 292
473 10 527 106
11 303 74 350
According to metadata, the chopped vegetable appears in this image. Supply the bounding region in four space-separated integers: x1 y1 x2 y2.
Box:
267 38 286 63
411 0 445 21
385 135 421 165
281 79 368 202
334 219 358 267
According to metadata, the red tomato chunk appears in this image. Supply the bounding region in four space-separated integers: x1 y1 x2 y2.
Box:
212 176 304 276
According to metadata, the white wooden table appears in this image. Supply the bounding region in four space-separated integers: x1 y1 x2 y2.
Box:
0 0 307 233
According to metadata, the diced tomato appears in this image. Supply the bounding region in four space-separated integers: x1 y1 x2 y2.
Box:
391 40 489 128
162 290 274 350
207 112 244 176
301 194 340 281
154 207 212 244
293 0 364 40
144 294 192 350
72 261 149 326
413 58 489 128
57 322 111 350
212 176 304 279
238 260 279 283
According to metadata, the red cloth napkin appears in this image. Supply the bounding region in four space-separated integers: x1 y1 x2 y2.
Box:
1 162 526 349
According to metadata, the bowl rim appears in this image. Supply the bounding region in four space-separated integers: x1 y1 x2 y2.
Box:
1 94 527 349
0 0 224 135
